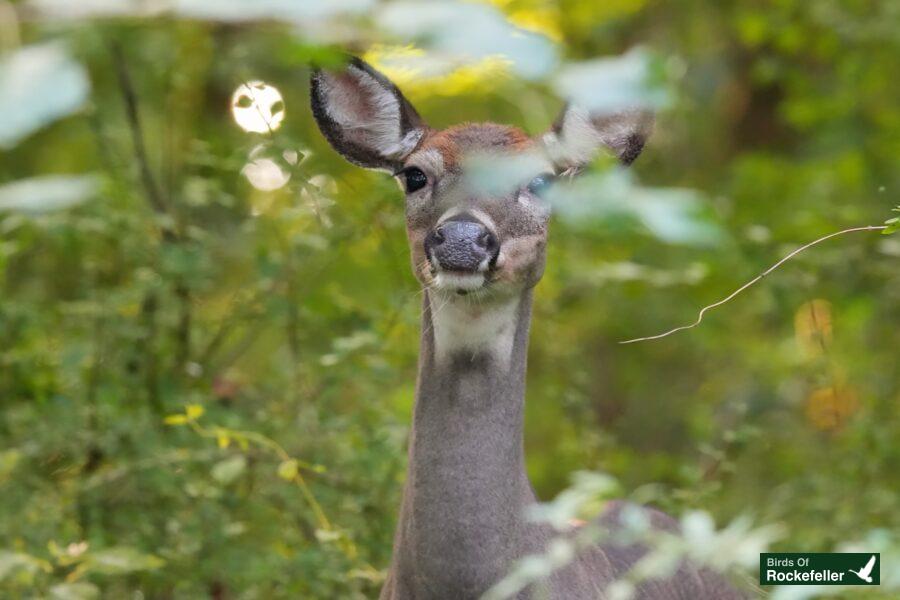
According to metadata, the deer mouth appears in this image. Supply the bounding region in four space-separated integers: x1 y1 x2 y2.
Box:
432 271 486 295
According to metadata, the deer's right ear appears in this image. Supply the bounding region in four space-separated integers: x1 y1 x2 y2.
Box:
543 103 654 172
310 58 427 172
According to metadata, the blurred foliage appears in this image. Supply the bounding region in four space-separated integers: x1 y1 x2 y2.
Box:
1 0 899 597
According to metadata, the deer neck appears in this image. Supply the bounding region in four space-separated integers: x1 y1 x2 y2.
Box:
393 288 536 594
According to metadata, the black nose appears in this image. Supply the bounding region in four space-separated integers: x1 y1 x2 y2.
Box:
425 219 499 273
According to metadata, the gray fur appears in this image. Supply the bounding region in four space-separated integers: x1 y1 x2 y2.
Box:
380 289 747 599
309 57 748 600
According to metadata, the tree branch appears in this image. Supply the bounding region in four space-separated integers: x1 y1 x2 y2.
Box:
619 224 888 345
111 41 193 368
110 41 169 219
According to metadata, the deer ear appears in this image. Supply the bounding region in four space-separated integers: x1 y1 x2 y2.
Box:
544 104 654 170
310 57 427 172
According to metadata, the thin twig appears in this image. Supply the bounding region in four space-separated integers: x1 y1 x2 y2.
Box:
111 41 195 368
110 41 169 219
619 225 888 345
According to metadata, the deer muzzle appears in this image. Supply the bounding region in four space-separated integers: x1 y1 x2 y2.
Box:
425 217 499 274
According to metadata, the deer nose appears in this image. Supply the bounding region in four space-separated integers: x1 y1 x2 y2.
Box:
425 219 499 273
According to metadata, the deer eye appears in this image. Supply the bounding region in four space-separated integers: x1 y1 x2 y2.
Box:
401 167 428 193
526 173 556 197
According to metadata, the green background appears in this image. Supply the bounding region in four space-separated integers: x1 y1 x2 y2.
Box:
1 0 899 597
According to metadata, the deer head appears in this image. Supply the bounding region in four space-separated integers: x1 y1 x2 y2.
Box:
310 58 652 304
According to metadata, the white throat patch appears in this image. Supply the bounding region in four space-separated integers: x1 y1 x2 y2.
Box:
430 295 520 368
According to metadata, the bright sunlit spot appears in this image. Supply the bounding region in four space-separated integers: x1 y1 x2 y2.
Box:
242 145 291 192
231 81 285 133
242 158 289 191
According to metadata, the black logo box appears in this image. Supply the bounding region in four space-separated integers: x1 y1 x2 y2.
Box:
760 553 880 586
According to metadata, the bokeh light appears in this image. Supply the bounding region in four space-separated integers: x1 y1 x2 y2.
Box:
242 145 291 191
231 81 285 133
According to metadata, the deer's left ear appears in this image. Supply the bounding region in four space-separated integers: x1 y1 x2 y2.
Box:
543 104 654 171
310 57 427 172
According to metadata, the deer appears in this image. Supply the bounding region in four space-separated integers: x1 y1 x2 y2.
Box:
310 57 746 600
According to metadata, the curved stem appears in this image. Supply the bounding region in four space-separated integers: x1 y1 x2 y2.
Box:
619 225 887 345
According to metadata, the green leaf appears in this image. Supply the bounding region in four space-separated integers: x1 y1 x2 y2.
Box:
0 551 51 582
884 209 900 235
277 459 299 481
553 49 670 113
0 449 21 485
314 529 343 543
30 0 376 21
85 547 164 575
0 176 99 214
548 170 724 246
0 44 90 149
175 0 376 21
49 583 100 600
463 149 550 197
376 1 558 79
185 404 205 420
884 218 899 235
211 455 247 484
216 431 231 449
163 414 188 425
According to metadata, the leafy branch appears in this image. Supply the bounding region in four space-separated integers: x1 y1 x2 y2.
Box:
884 205 900 235
163 405 375 574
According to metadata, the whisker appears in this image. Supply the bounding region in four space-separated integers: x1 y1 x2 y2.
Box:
422 289 452 341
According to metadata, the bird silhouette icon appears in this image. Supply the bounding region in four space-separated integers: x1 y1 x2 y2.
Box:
848 555 876 583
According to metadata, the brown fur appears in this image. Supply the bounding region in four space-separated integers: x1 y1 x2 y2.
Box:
417 123 535 172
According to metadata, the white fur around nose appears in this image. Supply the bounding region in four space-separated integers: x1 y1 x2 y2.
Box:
437 206 496 232
433 272 485 291
431 295 520 368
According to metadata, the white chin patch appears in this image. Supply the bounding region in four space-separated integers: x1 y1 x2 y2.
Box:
430 293 520 368
433 272 485 292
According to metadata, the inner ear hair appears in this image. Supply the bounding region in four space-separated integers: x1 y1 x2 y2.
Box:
546 104 654 169
310 57 427 172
